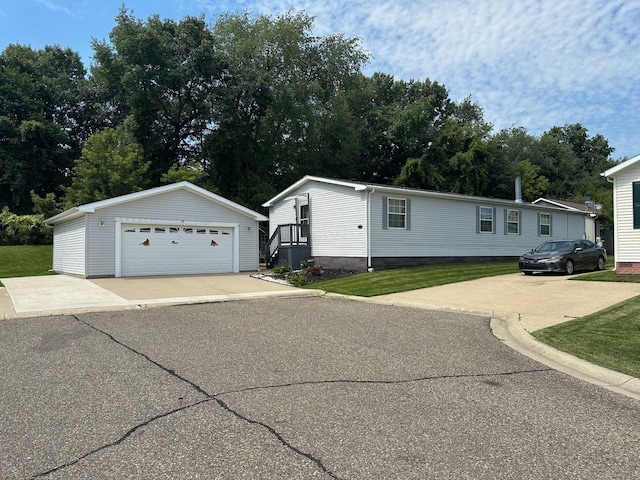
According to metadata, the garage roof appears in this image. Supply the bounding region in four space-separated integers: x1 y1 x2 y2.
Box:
46 181 268 225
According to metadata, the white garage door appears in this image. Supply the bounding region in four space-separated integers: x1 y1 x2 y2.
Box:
121 224 234 276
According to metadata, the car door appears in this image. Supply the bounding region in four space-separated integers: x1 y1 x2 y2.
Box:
580 240 599 269
572 240 588 270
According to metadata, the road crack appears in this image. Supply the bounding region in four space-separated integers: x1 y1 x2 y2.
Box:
29 315 551 479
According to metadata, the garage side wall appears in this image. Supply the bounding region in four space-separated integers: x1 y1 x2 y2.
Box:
52 216 86 276
85 190 260 277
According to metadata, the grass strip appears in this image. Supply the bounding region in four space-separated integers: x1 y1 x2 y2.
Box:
0 245 54 286
532 296 640 378
305 261 519 297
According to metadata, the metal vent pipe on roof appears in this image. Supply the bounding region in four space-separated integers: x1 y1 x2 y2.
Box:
515 176 523 203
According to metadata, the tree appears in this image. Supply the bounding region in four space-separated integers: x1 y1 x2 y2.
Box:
63 127 150 208
204 11 369 208
486 126 549 201
90 8 226 183
0 44 86 213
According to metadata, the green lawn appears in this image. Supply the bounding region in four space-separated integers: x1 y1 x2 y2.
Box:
532 296 640 378
305 261 519 296
0 245 54 286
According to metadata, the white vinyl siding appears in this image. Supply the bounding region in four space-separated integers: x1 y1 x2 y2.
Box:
611 167 640 262
52 216 86 276
268 182 367 258
371 193 583 258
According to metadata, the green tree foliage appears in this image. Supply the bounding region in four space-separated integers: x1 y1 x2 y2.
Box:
91 8 225 182
204 11 369 207
63 127 150 208
0 45 86 213
0 9 618 224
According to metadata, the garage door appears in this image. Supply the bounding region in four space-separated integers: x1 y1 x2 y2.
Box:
121 224 233 276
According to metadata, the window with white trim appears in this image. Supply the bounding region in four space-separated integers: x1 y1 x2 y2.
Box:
506 209 520 234
479 206 494 233
388 198 407 229
539 213 551 236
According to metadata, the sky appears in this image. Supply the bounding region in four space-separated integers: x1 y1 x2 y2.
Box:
1 0 639 160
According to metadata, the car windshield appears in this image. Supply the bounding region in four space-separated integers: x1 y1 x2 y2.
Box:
535 241 572 252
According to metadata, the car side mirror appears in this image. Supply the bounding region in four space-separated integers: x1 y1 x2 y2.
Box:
574 247 582 252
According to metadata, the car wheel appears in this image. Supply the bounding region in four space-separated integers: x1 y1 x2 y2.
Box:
523 271 533 276
595 256 605 271
565 259 575 275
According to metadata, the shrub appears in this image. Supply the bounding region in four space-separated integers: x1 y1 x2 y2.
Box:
286 273 307 287
0 207 52 245
272 263 293 275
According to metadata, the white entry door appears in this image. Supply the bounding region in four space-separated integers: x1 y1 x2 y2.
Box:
121 224 233 276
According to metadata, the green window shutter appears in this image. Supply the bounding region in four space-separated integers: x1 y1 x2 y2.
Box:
476 206 481 233
633 182 640 229
382 196 388 230
405 199 411 230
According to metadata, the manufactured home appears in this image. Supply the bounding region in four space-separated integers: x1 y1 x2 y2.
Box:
603 153 640 274
263 176 590 271
531 198 602 244
45 181 268 278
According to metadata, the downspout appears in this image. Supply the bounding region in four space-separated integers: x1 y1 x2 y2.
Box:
367 188 375 271
605 175 616 271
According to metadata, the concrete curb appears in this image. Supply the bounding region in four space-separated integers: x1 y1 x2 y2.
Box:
491 316 640 401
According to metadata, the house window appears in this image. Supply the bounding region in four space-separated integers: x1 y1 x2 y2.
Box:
388 198 407 229
633 182 640 229
478 206 495 233
539 213 551 236
506 209 520 234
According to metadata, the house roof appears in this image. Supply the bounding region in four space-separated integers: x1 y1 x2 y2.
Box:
262 175 583 212
602 152 640 178
532 198 588 212
46 181 268 225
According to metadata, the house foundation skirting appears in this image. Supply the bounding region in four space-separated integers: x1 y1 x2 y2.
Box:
615 262 640 274
312 256 368 272
311 255 518 272
371 256 518 271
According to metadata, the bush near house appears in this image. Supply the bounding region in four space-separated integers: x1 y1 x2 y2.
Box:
0 207 52 246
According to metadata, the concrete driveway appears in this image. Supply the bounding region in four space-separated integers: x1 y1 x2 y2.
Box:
0 273 314 318
1 298 638 479
372 272 640 331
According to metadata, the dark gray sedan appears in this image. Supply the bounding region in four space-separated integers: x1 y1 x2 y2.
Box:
518 239 607 275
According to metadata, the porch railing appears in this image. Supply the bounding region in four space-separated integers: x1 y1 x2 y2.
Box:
265 223 310 268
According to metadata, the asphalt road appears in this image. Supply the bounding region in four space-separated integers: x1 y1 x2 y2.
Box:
1 296 638 479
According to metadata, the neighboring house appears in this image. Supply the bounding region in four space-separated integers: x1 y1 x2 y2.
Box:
262 176 588 271
531 198 602 244
45 181 268 278
603 153 640 274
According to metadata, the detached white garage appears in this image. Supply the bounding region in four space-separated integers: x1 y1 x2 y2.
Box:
45 182 268 278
